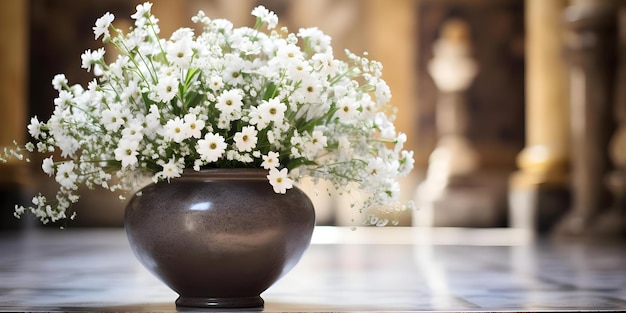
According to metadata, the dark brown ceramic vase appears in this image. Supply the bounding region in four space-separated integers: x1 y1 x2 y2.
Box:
124 168 315 308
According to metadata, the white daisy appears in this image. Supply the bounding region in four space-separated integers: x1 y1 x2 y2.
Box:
276 44 303 63
287 59 311 81
166 37 193 69
121 121 144 142
234 126 258 152
334 98 359 122
248 106 267 129
155 75 179 103
267 167 293 194
215 89 243 115
101 108 125 132
196 133 226 163
164 117 187 143
183 113 205 139
306 130 327 155
258 98 286 125
156 158 183 182
208 76 224 91
261 151 280 169
114 139 140 168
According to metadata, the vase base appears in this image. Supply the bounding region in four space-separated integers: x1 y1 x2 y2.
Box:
175 295 264 309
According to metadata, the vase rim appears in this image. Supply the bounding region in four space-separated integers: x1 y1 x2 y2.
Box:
178 168 270 181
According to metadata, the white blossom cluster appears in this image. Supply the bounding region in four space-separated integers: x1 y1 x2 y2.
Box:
2 2 414 225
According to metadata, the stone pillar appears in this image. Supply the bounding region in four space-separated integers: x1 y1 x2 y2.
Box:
508 0 570 233
426 19 479 177
0 0 31 229
601 6 626 236
558 0 618 236
415 19 508 227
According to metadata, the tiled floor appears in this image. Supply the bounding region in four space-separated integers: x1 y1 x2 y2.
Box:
0 227 624 312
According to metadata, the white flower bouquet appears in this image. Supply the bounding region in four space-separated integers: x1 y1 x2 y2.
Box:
2 2 414 225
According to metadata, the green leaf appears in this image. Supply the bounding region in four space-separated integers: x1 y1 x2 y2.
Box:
263 82 277 101
286 157 318 170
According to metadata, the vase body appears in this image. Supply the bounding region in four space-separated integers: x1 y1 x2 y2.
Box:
124 169 315 308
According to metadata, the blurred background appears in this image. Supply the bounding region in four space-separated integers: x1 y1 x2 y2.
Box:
0 0 624 238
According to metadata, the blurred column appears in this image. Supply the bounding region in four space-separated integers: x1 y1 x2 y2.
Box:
415 19 509 227
559 0 618 236
0 0 28 176
0 0 31 229
426 19 479 177
602 6 626 236
508 0 570 233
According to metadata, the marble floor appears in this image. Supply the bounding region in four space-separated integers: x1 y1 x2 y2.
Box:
0 226 624 312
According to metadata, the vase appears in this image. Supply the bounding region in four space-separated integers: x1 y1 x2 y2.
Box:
124 168 316 308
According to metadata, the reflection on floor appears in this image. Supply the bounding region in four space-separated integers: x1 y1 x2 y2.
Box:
0 227 624 312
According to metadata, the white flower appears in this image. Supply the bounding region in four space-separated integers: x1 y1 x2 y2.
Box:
248 106 267 129
121 121 144 142
166 37 193 69
51 74 67 91
267 167 293 194
312 52 338 76
55 161 77 189
53 90 73 108
338 136 353 158
288 59 312 81
375 80 392 105
120 79 142 102
216 89 243 115
234 126 258 152
276 44 303 63
42 156 54 176
196 133 226 162
183 113 205 139
156 158 183 182
101 108 125 132
399 150 414 176
305 130 327 156
298 27 332 53
164 117 187 143
251 5 278 30
114 139 140 168
208 76 224 91
334 98 359 122
261 151 280 169
93 12 114 40
258 98 286 125
296 78 322 105
80 48 105 72
27 117 43 139
395 133 407 153
155 75 179 103
365 157 387 180
131 2 153 21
